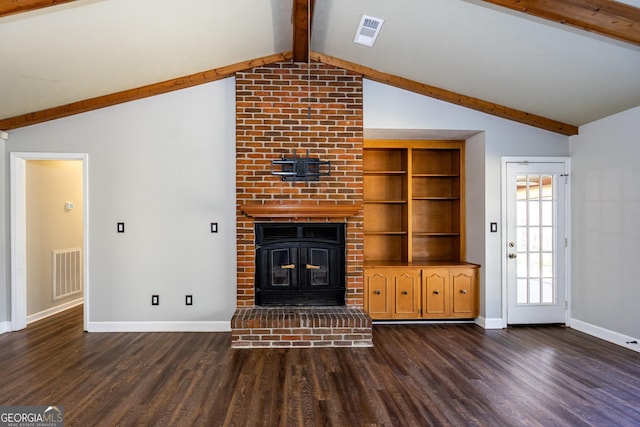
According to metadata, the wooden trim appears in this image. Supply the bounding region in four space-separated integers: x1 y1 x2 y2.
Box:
312 51 579 136
481 0 640 47
0 52 293 130
365 139 465 149
1 47 579 136
0 0 75 18
292 0 315 63
240 203 362 219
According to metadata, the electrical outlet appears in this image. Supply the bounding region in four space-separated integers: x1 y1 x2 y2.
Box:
490 222 497 233
186 295 193 306
117 222 125 233
210 222 218 233
151 295 159 306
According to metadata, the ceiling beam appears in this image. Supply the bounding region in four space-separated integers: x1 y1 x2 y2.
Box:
0 49 578 136
481 0 640 46
313 51 578 136
0 0 76 18
292 0 315 62
0 52 292 130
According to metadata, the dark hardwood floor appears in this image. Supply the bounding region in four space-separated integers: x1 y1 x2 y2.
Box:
1 306 639 426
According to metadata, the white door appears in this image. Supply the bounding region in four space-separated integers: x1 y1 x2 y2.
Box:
506 161 567 324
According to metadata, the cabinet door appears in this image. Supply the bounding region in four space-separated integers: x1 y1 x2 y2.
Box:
422 268 449 318
393 269 421 318
364 269 393 319
450 268 477 318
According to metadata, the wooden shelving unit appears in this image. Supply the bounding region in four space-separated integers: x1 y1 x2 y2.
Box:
363 139 479 320
363 147 408 262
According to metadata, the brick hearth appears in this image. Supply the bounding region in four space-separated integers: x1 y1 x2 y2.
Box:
232 61 371 348
231 306 372 348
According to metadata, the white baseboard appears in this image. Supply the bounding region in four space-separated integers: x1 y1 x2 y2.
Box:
27 298 84 325
571 318 640 354
0 321 10 334
475 316 504 329
86 321 231 333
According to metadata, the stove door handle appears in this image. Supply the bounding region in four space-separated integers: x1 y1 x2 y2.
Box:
306 264 321 270
280 264 295 269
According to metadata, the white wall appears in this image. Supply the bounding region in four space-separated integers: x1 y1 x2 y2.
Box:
0 76 588 331
4 78 237 331
363 80 570 323
570 106 640 340
465 132 486 315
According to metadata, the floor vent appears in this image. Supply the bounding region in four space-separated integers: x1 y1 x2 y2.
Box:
354 15 384 47
52 248 82 300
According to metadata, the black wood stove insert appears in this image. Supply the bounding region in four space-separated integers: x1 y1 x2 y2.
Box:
255 223 346 306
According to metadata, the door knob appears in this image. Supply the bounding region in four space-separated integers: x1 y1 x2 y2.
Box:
433 290 439 295
374 290 381 295
280 264 295 269
306 264 320 270
508 253 517 259
402 290 408 295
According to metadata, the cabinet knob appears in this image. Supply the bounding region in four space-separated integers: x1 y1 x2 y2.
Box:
433 290 439 295
402 290 408 295
460 289 467 295
374 290 381 295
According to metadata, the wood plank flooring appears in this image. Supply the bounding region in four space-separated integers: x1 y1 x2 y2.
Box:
1 306 639 426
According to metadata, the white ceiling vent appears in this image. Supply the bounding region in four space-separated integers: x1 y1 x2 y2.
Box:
354 15 384 47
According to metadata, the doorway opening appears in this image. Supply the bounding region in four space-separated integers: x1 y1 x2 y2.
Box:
10 152 89 332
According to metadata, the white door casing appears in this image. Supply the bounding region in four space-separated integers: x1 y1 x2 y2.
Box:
10 152 89 331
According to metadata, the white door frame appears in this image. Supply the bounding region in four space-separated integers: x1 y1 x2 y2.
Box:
501 156 571 328
10 152 89 331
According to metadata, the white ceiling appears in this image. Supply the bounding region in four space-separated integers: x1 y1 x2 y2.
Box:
1 0 639 128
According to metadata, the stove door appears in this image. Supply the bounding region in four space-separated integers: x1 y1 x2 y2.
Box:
256 244 299 291
300 243 343 291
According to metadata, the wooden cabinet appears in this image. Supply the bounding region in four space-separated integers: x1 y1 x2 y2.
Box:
363 139 479 320
393 269 421 318
364 268 421 319
450 267 476 318
364 269 393 319
365 265 479 320
422 266 478 319
422 268 449 318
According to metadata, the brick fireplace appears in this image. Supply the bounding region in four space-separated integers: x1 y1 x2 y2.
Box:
231 61 372 347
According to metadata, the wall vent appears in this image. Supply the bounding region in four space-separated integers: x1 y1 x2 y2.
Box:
354 15 384 47
52 248 82 300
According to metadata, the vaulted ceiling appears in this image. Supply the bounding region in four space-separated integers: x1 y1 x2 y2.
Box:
1 0 639 135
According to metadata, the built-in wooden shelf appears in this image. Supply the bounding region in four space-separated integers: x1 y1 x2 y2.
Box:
363 140 479 321
240 202 362 219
